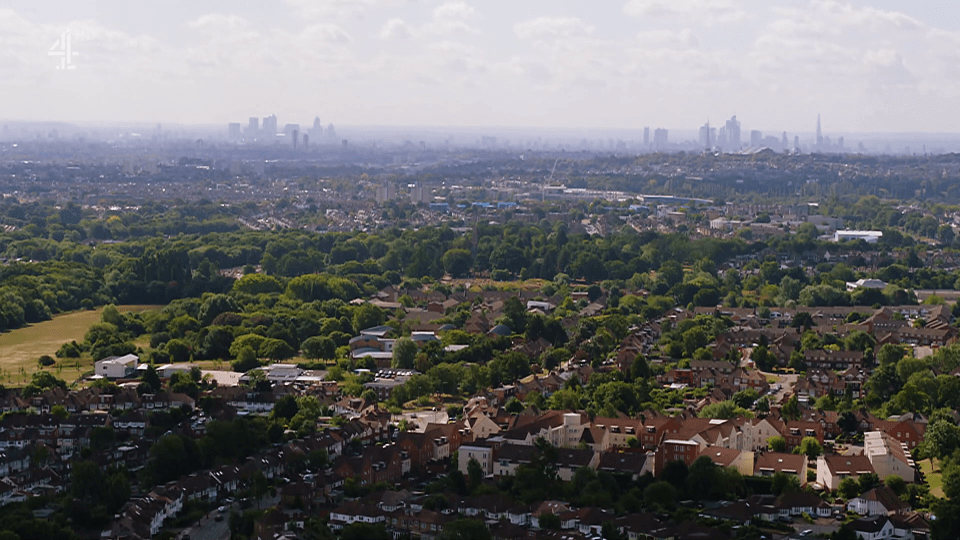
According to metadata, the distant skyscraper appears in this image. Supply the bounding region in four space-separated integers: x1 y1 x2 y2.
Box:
247 117 259 135
303 134 309 150
816 114 823 149
292 129 298 150
782 132 788 149
750 130 762 147
699 121 712 150
794 135 800 151
327 124 337 138
313 117 321 130
724 116 741 152
228 123 241 139
262 115 278 137
653 128 668 151
643 127 650 147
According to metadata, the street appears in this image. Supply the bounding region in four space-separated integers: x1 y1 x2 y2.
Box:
179 495 280 540
742 347 799 403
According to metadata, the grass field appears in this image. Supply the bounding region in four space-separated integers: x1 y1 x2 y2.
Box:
919 458 945 498
0 305 159 386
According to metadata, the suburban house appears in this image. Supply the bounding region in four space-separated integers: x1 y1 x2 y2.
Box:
817 455 876 491
847 485 911 516
753 452 807 486
698 446 754 476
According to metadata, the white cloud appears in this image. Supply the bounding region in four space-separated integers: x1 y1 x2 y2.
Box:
425 1 480 35
623 0 745 24
380 18 414 40
284 0 378 19
514 17 594 42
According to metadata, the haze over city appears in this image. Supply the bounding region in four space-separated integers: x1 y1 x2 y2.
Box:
5 0 960 137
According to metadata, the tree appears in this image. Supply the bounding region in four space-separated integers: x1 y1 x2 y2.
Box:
437 518 491 540
943 462 960 501
505 397 524 414
393 337 417 369
502 297 527 334
798 436 823 459
232 346 261 372
660 459 689 490
771 471 800 495
732 388 760 409
251 470 270 510
353 304 385 334
924 421 960 459
751 345 776 371
539 512 560 530
442 249 473 278
838 477 860 499
198 293 238 325
767 435 787 452
782 394 800 421
698 400 748 419
600 521 625 540
687 456 719 500
341 523 391 540
273 394 299 420
164 338 191 363
467 458 483 494
142 364 161 392
858 473 879 494
51 404 69 420
643 481 677 510
23 371 67 398
302 336 335 360
885 475 907 496
259 338 295 361
792 311 814 330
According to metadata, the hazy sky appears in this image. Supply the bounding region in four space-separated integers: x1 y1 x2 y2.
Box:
3 0 960 133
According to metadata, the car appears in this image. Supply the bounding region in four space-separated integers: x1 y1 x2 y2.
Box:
214 515 224 522
800 530 813 537
218 506 227 513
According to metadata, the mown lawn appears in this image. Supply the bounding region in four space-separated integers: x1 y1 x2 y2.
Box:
919 458 944 498
0 305 159 386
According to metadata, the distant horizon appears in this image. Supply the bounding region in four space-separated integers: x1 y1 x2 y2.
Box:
5 118 960 140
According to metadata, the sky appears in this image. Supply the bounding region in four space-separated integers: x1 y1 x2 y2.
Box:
3 0 960 134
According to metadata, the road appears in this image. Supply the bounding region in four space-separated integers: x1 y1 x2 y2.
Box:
179 495 280 540
742 347 798 403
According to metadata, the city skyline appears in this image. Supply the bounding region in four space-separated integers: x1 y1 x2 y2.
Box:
4 1 960 132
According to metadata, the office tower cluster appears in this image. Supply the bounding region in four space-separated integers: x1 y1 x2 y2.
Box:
227 114 337 149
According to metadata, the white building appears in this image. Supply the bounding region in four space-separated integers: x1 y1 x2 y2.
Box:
95 354 139 379
458 443 494 477
846 278 888 292
834 230 883 244
864 431 915 483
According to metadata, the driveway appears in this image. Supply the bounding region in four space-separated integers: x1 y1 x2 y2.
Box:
792 518 840 537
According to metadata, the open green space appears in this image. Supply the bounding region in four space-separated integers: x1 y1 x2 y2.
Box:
0 305 159 386
919 458 944 498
